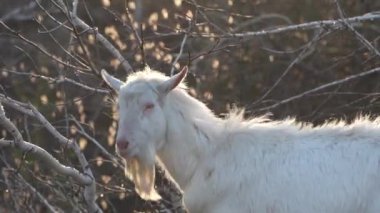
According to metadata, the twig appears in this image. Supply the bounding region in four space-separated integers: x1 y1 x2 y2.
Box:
335 0 380 57
0 1 37 22
140 24 146 69
184 0 255 18
190 0 226 34
70 116 122 167
170 21 191 76
2 168 22 212
123 3 142 45
35 19 89 68
232 13 293 33
3 69 109 94
1 167 59 213
34 0 72 32
57 0 133 74
251 66 380 112
252 29 328 105
0 21 90 71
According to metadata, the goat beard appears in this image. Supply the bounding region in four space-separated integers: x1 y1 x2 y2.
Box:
124 145 161 201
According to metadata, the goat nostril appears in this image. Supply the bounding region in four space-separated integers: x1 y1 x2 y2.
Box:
116 140 129 150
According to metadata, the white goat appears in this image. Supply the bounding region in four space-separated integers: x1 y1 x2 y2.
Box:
102 67 380 213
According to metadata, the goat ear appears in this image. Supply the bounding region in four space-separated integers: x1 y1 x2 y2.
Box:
158 66 188 95
101 69 124 92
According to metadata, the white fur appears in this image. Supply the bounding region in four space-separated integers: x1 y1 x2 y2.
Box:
103 68 380 213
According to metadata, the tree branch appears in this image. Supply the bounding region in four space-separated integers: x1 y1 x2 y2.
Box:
0 99 102 212
189 12 380 38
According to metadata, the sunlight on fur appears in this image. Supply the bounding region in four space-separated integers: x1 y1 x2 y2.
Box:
125 157 161 200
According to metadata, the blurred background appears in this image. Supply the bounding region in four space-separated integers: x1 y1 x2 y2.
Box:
0 0 379 212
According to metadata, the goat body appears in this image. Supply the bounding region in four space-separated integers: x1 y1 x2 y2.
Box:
102 67 380 213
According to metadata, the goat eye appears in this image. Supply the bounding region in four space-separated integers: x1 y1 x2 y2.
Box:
144 103 154 111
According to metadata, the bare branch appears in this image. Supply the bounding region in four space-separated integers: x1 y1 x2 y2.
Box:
3 69 109 94
63 1 133 73
0 1 37 22
0 97 102 212
189 12 380 38
2 167 22 212
0 106 92 185
1 164 60 213
170 20 191 76
70 116 122 166
0 21 90 71
252 66 380 112
251 29 328 105
335 0 380 57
